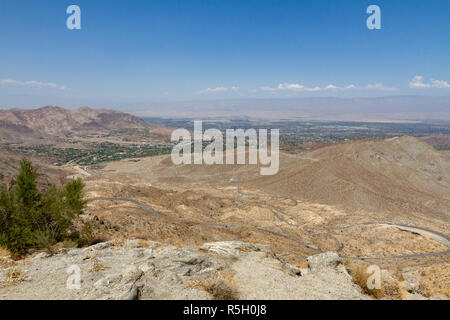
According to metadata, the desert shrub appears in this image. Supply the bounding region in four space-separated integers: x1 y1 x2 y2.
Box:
187 270 239 300
0 158 87 254
343 259 405 300
6 268 26 284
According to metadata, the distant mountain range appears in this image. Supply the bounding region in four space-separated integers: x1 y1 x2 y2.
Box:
133 95 450 122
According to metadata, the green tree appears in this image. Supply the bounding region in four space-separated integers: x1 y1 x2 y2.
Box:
15 159 40 208
0 158 87 254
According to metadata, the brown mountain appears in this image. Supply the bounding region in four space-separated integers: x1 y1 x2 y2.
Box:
150 136 450 222
248 136 450 220
0 106 162 139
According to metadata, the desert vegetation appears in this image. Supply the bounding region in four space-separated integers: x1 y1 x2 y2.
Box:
0 158 88 255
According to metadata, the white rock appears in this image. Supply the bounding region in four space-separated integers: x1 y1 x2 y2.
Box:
121 265 143 283
116 283 139 300
307 252 341 272
402 276 420 293
94 274 122 288
91 242 112 250
139 262 155 273
33 252 49 260
336 264 351 278
67 248 82 256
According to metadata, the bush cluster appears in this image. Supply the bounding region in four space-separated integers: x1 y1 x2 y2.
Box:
0 159 87 254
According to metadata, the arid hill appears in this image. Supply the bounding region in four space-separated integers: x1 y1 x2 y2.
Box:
0 106 172 165
248 136 450 220
0 106 168 141
118 136 449 222
0 151 70 189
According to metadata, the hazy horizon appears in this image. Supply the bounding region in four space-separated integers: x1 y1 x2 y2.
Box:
2 95 450 122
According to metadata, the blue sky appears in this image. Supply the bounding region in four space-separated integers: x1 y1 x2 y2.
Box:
1 0 450 110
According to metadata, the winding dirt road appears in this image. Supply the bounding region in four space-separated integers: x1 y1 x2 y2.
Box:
87 193 450 260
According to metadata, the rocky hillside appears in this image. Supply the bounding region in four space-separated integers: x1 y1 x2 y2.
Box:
250 136 450 218
0 240 368 300
148 136 450 220
0 106 164 140
2 240 446 300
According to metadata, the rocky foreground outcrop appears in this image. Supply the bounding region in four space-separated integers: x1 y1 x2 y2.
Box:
0 240 446 300
0 240 364 300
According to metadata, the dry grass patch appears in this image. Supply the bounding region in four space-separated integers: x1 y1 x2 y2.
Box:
111 233 126 247
293 259 309 269
418 265 450 298
5 268 26 284
128 231 151 240
137 239 152 248
343 259 406 300
89 257 107 272
186 270 239 300
167 236 188 248
0 246 10 257
0 246 14 268
0 257 15 268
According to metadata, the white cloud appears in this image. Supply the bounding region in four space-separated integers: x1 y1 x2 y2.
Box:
262 82 358 93
262 83 319 92
409 75 429 88
431 80 450 88
217 81 404 95
366 83 397 91
0 79 66 90
199 86 229 94
409 75 450 89
305 86 321 92
198 86 243 94
278 83 304 90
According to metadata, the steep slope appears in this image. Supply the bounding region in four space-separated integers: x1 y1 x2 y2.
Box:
0 151 70 189
248 136 450 219
121 136 450 220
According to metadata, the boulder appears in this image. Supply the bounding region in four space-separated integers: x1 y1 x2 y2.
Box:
307 252 341 272
121 265 143 284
